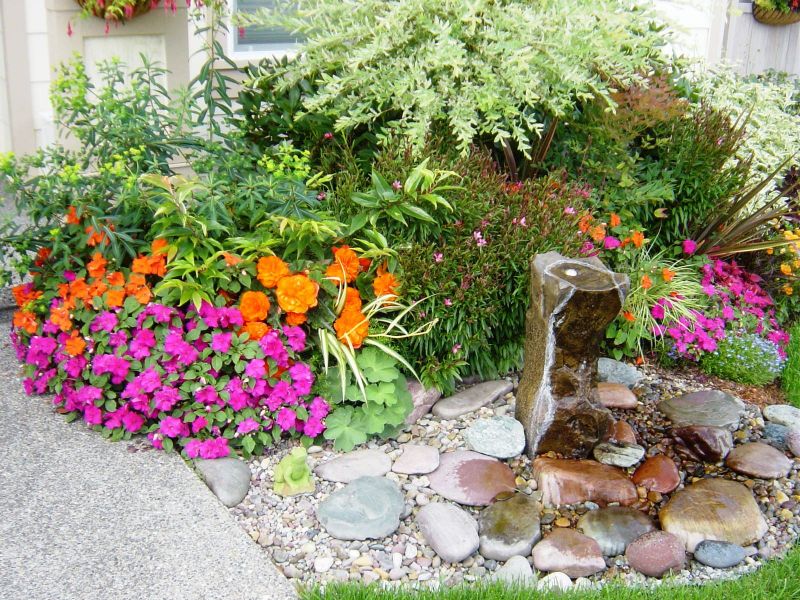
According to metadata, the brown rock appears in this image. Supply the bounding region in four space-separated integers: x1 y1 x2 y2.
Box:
405 380 442 424
532 528 606 578
631 455 680 493
659 479 768 552
725 442 792 479
672 426 733 462
516 253 628 459
604 420 637 444
534 457 638 507
596 382 638 409
787 428 800 458
625 531 685 577
428 450 516 506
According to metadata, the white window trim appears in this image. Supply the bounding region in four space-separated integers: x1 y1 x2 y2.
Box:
226 0 300 61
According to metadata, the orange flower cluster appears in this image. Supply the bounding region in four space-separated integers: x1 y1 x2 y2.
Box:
325 246 363 284
335 304 369 348
248 254 321 334
132 239 168 277
276 275 319 314
240 291 271 322
257 256 291 288
373 271 399 300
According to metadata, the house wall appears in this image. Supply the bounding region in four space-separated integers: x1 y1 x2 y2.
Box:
0 4 11 153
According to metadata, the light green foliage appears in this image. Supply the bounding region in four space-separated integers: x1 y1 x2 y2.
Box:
782 323 800 407
273 447 315 496
700 332 785 386
238 0 667 156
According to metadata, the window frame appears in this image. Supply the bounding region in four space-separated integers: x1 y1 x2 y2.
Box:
226 0 301 61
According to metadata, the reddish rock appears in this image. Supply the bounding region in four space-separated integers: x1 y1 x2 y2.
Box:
787 429 800 458
534 457 638 507
672 426 733 462
405 380 442 424
625 531 685 577
604 420 637 445
532 528 606 578
596 382 638 409
428 450 516 506
631 455 680 493
725 442 792 479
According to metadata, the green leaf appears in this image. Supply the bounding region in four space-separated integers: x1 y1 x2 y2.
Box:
365 382 397 406
356 347 399 383
242 435 256 453
322 406 368 452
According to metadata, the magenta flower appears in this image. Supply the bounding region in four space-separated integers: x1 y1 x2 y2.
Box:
195 385 221 406
282 326 306 353
682 239 698 255
392 180 402 191
563 206 576 215
236 418 260 435
91 311 119 333
191 415 208 434
122 411 145 433
84 405 102 425
603 236 621 250
289 362 314 396
153 386 181 411
198 437 230 459
444 298 452 307
129 328 157 360
159 416 184 438
211 332 233 353
276 407 297 432
303 416 325 437
184 438 203 458
433 252 443 263
309 396 330 420
245 359 267 379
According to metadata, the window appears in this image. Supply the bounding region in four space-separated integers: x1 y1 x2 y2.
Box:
229 0 304 58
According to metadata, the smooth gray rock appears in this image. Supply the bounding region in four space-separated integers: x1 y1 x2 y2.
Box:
577 507 656 556
417 502 479 563
317 476 404 541
432 380 513 420
465 416 526 459
492 555 535 585
761 422 790 451
537 572 573 592
194 458 251 508
405 380 442 425
598 357 643 388
478 493 542 561
658 390 745 428
693 540 747 569
391 444 440 475
592 441 645 468
763 404 800 430
314 449 391 483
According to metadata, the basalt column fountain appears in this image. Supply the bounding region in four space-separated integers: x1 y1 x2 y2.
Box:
516 252 629 458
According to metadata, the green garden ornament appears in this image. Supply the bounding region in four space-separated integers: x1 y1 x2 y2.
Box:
273 447 315 496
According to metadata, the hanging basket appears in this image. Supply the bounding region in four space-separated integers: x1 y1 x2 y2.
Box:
753 6 800 26
75 0 152 22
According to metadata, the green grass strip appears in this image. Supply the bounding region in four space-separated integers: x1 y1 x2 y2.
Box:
300 546 800 600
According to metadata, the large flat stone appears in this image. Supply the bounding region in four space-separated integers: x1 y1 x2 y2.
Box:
534 457 638 507
416 502 479 563
763 404 800 430
391 444 440 475
314 449 391 483
194 457 251 508
578 507 656 556
658 391 745 429
532 528 606 578
724 442 792 479
478 493 542 561
596 382 638 409
428 450 516 506
317 476 404 541
464 416 526 459
432 380 513 419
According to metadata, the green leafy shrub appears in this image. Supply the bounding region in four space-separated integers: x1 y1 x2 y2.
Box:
783 323 800 407
238 0 667 157
700 332 785 385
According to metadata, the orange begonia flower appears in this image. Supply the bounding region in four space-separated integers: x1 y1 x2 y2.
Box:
325 246 361 284
66 205 80 225
106 271 125 287
86 252 108 279
641 274 653 290
609 213 621 228
223 252 242 267
12 310 38 334
285 312 308 326
631 231 645 248
126 274 151 305
132 255 152 275
88 279 108 299
257 256 291 288
334 307 369 348
661 268 676 283
589 225 607 243
343 287 362 312
106 289 125 308
578 214 592 234
65 331 86 356
50 305 72 332
623 311 635 322
34 247 51 267
147 254 166 277
85 226 108 247
12 284 42 308
373 272 399 300
276 274 319 314
241 321 270 341
240 291 271 322
70 278 91 303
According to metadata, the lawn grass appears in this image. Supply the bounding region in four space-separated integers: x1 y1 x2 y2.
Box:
783 323 800 408
300 546 800 600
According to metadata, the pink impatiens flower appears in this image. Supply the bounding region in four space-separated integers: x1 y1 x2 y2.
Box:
236 418 260 435
159 416 184 438
682 239 698 255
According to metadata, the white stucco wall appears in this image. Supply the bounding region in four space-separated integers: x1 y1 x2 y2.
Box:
0 5 11 153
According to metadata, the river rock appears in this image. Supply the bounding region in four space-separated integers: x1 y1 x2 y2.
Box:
315 449 392 483
658 390 745 428
392 444 440 475
631 455 680 493
464 416 526 459
761 422 790 451
537 572 573 592
478 493 542 561
405 380 442 424
577 507 656 556
317 476 404 540
625 531 685 577
724 442 791 479
672 426 733 462
659 478 768 552
598 357 643 388
492 555 535 585
763 404 800 429
693 540 747 569
604 420 637 444
194 457 251 508
429 450 516 506
592 441 645 468
787 428 800 458
432 380 513 420
532 528 606 578
534 457 638 507
596 382 638 409
417 502 479 563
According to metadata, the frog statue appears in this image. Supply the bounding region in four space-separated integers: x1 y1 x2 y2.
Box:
273 447 315 496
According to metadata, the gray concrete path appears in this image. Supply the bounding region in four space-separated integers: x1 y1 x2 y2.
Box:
0 312 297 600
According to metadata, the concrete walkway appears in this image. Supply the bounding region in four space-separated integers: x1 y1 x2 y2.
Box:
0 312 296 600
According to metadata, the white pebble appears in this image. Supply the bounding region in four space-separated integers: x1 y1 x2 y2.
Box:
405 544 418 559
314 556 334 573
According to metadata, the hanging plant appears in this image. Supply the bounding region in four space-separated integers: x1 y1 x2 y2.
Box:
75 0 153 22
753 0 800 25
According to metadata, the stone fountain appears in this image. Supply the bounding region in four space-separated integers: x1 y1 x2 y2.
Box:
516 252 629 459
